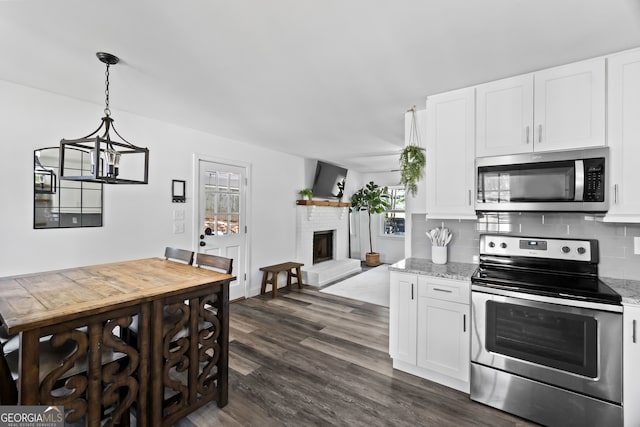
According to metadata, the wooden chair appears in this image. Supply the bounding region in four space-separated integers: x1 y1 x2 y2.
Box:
164 247 194 265
194 253 233 275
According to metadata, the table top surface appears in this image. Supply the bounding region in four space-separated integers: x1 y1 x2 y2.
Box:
0 258 234 334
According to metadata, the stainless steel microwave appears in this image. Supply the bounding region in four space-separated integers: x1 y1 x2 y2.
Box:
476 147 608 212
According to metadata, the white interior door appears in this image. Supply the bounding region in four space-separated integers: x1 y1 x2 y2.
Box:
197 159 246 301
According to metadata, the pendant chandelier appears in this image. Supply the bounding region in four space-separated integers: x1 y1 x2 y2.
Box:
60 52 149 184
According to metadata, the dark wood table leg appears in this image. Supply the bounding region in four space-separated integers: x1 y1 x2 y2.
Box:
217 281 229 407
150 300 164 427
188 296 199 407
18 329 40 405
138 303 150 427
87 322 102 426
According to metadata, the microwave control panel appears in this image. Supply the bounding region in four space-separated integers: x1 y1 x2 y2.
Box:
583 158 605 202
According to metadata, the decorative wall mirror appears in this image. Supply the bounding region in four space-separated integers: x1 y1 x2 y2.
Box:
34 147 103 229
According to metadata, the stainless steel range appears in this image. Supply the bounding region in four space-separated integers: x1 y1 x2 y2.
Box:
470 234 623 427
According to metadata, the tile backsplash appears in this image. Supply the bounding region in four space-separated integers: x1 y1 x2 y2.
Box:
412 213 640 280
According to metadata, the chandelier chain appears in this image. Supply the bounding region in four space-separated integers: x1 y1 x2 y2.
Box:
104 64 111 116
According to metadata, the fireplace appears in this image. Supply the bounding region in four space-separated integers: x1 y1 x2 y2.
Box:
295 205 361 285
313 230 334 264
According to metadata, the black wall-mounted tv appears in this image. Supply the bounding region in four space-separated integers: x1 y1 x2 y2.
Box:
311 161 348 199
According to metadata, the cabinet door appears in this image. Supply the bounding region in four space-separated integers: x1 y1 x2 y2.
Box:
476 74 534 157
389 272 417 364
605 48 640 223
623 304 640 427
426 87 476 219
417 294 470 382
533 57 605 152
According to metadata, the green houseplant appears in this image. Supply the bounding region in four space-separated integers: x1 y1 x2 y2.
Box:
299 188 313 200
351 181 390 266
400 106 426 197
399 144 426 197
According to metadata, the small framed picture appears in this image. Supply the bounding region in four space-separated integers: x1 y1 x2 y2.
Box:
172 179 186 203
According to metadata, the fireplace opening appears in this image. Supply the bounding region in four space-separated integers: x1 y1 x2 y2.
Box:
313 230 334 264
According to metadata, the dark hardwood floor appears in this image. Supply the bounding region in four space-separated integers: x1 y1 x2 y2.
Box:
176 286 538 427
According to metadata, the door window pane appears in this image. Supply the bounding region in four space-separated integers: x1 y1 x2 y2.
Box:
202 170 242 235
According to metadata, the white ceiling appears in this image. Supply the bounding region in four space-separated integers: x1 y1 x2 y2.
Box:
2 0 640 173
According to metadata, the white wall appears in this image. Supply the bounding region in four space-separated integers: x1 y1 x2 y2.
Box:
0 80 304 297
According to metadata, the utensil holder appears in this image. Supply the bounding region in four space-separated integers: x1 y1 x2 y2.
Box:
432 245 447 264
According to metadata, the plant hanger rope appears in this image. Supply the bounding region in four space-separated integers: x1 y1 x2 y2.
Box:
407 105 422 147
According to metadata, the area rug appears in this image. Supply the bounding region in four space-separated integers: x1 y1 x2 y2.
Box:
320 264 390 307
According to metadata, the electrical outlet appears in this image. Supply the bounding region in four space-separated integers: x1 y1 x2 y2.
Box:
635 236 640 255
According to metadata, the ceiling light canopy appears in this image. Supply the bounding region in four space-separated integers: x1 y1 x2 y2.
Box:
59 52 149 184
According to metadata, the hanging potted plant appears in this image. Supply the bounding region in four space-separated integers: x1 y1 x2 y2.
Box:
399 106 426 197
351 181 390 266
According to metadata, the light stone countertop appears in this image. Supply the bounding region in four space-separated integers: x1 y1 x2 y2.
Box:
389 257 640 305
388 257 478 281
601 277 640 305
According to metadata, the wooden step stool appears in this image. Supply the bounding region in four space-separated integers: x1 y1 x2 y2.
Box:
259 262 304 298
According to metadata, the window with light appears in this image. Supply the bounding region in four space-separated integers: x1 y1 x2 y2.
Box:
383 187 405 236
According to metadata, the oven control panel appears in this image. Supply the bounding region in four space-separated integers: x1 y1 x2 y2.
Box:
480 235 595 262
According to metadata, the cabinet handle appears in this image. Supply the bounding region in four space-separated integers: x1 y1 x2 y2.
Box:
468 189 472 206
433 287 453 293
463 314 466 333
411 283 414 300
634 320 637 344
614 184 619 205
538 124 542 143
525 126 530 144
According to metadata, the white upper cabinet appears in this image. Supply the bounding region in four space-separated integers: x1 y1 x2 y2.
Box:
426 87 477 219
533 57 606 152
475 58 606 157
476 74 534 157
604 48 640 223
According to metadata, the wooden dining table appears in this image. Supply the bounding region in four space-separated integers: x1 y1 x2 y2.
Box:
0 257 234 427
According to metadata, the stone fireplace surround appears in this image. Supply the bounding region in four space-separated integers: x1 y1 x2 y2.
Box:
296 205 361 286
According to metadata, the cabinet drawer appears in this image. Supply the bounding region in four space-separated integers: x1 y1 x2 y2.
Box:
418 276 470 304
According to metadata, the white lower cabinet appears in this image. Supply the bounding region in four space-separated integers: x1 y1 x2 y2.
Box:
389 271 470 393
624 303 640 427
389 272 417 364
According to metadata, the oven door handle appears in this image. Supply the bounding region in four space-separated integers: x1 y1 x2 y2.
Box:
471 285 623 313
